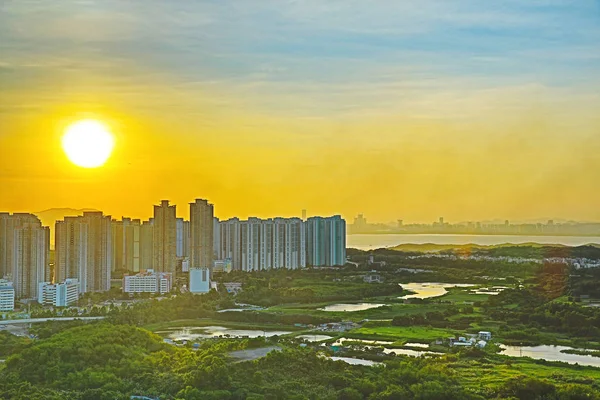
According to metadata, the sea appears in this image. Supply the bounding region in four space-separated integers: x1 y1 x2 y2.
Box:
347 234 600 250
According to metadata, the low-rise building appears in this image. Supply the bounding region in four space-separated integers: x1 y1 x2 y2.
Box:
0 279 15 311
189 267 210 293
478 331 492 341
213 259 232 273
223 282 243 295
123 270 172 294
38 279 79 307
363 272 384 283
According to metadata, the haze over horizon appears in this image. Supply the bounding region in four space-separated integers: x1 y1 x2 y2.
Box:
2 1 600 222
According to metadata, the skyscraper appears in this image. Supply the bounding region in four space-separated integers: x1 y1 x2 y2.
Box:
176 218 190 258
189 199 214 269
140 219 154 270
0 213 49 299
216 217 307 271
306 215 346 267
112 218 141 274
55 212 112 293
152 200 177 274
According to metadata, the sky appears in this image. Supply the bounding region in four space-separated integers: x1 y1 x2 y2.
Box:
1 0 600 223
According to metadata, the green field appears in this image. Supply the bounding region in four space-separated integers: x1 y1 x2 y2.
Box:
348 325 458 342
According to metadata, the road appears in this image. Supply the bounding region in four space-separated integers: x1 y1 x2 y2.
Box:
0 316 105 325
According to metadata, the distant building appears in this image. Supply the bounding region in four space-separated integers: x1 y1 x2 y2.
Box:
306 215 346 267
189 267 210 293
140 219 154 270
190 199 214 270
55 212 112 294
38 279 79 307
123 270 172 294
153 200 177 274
112 218 141 273
223 282 242 295
478 331 492 341
0 213 50 299
176 218 190 258
363 272 384 283
213 259 232 273
0 279 15 311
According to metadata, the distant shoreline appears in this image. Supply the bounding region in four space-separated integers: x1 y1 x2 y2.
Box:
348 232 600 237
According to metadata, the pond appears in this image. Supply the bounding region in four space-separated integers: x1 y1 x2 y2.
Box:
297 334 334 342
318 303 387 312
161 326 292 341
399 282 476 299
329 356 382 366
383 348 441 357
500 345 600 368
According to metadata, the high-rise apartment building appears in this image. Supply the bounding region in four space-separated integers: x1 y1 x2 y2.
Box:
112 218 141 274
0 213 49 299
140 219 154 270
216 217 307 271
176 218 190 258
190 199 214 269
306 215 346 267
152 200 177 274
55 212 112 293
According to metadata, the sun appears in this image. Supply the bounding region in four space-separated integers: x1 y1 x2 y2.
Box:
62 120 115 168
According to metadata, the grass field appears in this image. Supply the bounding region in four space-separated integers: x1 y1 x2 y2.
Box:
348 325 458 342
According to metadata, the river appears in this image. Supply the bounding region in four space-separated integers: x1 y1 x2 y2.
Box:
347 234 600 250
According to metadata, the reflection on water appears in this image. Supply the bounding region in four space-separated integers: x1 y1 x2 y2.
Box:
332 337 393 346
297 334 334 342
404 342 430 348
399 282 476 299
329 356 381 366
383 348 441 357
318 303 387 312
500 345 600 368
165 326 291 340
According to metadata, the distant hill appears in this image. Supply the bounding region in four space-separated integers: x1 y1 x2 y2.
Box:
391 242 574 253
34 208 98 248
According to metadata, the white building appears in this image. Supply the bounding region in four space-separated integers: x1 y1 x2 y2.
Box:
189 267 210 293
123 270 172 294
38 279 79 307
0 279 15 311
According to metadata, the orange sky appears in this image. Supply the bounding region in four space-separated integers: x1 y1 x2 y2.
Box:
1 1 600 223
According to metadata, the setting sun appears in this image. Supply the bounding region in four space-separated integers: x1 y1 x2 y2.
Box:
62 120 114 168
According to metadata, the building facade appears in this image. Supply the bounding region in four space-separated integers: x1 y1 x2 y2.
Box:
215 217 308 271
112 218 141 274
152 200 177 274
140 219 154 271
38 279 79 307
123 270 172 294
55 212 112 294
0 213 49 299
0 279 15 311
189 267 210 293
176 218 190 258
190 199 214 270
306 215 346 267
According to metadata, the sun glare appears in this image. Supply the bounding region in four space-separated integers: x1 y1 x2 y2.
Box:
62 120 114 168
